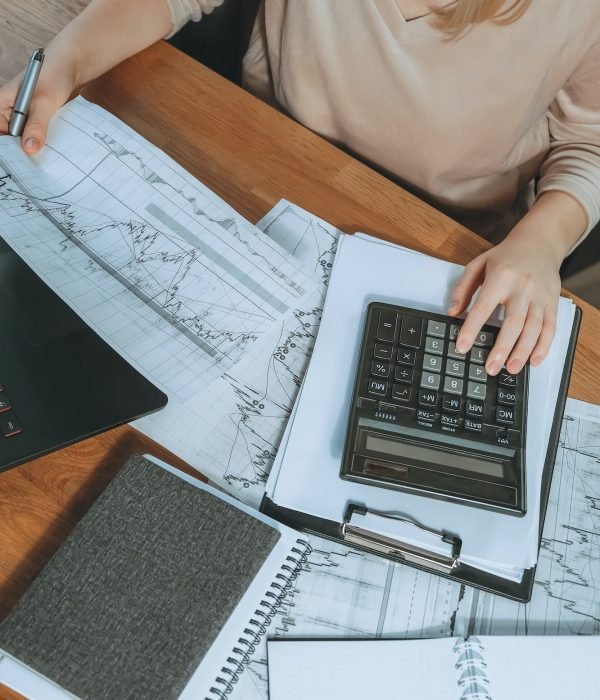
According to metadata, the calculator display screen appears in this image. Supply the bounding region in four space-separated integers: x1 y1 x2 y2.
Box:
365 434 505 479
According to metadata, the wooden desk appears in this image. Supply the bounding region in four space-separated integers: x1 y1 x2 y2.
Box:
1 40 599 695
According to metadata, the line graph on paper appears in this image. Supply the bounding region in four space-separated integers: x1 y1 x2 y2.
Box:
457 398 600 636
230 533 472 700
0 98 326 505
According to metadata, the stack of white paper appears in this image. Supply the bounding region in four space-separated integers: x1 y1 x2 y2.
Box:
266 233 577 582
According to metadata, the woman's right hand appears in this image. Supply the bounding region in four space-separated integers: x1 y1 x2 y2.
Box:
0 50 79 155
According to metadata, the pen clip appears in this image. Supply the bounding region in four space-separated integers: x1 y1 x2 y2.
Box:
341 504 461 574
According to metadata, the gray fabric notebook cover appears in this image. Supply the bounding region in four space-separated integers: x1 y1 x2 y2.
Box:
0 455 281 700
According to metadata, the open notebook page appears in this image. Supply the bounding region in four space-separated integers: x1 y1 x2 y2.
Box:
268 636 600 700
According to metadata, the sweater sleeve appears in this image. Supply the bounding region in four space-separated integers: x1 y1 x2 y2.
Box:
537 41 600 246
165 0 225 37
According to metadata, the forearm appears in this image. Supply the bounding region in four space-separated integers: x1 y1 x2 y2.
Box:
47 0 173 88
504 190 589 266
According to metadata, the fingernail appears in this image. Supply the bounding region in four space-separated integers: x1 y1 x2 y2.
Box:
487 361 500 375
25 137 39 152
448 301 458 314
507 359 520 374
456 342 467 354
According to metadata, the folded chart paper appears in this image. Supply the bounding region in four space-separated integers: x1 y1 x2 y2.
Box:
0 98 332 508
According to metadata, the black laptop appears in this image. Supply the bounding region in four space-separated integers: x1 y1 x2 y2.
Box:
0 237 168 472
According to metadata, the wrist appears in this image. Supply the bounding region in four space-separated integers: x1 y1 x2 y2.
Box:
506 191 587 266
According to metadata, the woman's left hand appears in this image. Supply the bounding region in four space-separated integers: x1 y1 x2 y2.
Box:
447 233 562 377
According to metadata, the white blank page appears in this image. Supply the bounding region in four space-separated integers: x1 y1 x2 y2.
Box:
267 636 600 700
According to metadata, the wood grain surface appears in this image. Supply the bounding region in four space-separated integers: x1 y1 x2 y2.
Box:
0 39 599 698
0 1 89 85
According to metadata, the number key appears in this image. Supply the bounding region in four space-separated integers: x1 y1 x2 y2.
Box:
420 372 440 390
468 364 487 382
474 330 494 347
423 353 442 372
467 381 487 400
446 359 465 377
447 341 467 361
443 376 463 395
425 337 444 356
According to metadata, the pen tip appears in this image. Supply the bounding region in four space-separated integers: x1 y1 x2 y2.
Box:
33 48 45 61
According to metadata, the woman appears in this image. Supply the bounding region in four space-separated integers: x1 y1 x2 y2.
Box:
1 0 598 377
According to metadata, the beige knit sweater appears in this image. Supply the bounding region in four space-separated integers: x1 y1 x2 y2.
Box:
167 0 600 243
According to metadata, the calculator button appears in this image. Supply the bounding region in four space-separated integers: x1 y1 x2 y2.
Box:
468 364 487 382
443 376 463 395
465 399 484 417
0 395 12 413
496 406 515 424
498 368 517 387
474 330 494 347
377 311 398 343
371 360 391 378
399 316 423 348
421 372 440 390
441 414 461 428
466 381 486 400
368 379 388 396
445 359 465 377
464 418 482 432
394 366 414 384
358 397 377 409
397 347 417 366
374 343 393 361
0 380 4 391
427 320 446 338
422 354 442 373
418 389 438 407
447 341 467 361
449 324 461 341
392 385 412 403
417 408 436 423
442 394 461 413
1 415 22 437
497 387 516 405
470 347 489 364
424 337 444 356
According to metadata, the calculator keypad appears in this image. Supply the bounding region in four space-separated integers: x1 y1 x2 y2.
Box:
363 305 526 450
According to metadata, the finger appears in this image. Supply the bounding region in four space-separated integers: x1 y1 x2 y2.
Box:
0 110 8 135
530 303 558 367
484 295 529 375
21 95 56 155
448 256 486 316
455 276 506 355
505 304 544 374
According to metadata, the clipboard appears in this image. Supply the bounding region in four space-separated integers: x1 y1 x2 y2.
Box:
261 306 581 603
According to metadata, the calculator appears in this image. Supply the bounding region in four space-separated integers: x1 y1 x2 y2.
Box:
340 302 528 515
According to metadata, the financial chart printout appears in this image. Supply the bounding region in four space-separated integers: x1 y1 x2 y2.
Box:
0 98 325 506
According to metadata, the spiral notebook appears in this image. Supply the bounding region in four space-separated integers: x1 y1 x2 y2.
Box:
268 636 600 700
0 455 310 700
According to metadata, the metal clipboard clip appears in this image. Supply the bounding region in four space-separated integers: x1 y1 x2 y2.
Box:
341 505 462 574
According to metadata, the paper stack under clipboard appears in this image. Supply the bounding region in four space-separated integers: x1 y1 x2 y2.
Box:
261 233 581 602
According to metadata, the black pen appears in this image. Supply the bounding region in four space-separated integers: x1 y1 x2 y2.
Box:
9 48 45 137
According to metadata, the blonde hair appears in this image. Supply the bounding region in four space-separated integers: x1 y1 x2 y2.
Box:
433 0 532 37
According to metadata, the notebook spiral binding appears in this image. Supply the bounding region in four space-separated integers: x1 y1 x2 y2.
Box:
207 537 311 700
453 636 491 700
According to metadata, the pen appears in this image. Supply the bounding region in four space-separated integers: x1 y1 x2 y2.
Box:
8 48 45 137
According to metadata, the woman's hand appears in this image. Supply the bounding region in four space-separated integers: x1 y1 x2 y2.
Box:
448 191 588 376
0 0 174 155
0 47 79 155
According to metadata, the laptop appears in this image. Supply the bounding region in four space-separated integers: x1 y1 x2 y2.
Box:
0 237 168 473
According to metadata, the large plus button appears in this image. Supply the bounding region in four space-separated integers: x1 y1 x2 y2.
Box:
399 315 423 348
